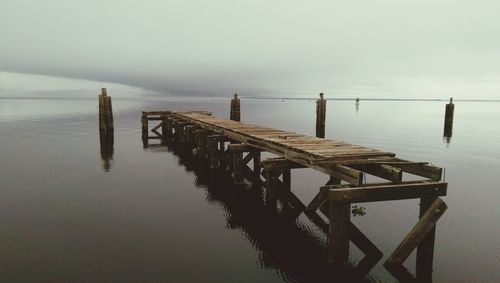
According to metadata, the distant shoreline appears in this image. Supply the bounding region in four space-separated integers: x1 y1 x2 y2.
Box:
1 96 499 102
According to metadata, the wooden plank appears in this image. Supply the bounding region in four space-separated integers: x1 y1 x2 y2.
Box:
327 182 447 203
385 198 448 265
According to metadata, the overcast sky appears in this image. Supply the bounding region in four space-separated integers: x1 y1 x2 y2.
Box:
1 0 499 99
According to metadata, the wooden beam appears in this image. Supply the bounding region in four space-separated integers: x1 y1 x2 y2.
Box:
350 163 402 183
227 144 258 152
327 182 447 203
385 198 448 266
390 158 442 181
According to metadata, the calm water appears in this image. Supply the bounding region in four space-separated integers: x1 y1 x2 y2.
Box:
1 97 499 282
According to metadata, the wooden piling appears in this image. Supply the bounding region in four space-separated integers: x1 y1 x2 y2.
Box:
316 93 326 138
98 88 114 131
105 95 114 130
230 93 241 122
443 98 454 142
329 200 350 265
99 94 106 131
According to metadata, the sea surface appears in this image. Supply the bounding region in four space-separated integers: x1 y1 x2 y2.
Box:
1 97 499 282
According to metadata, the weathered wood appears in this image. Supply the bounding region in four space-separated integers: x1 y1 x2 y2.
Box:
264 168 279 208
390 158 442 181
141 112 148 134
350 163 402 183
316 93 326 138
328 200 350 264
385 198 447 266
105 96 114 130
161 115 168 145
232 150 243 184
416 196 438 281
227 144 257 152
99 95 106 131
230 93 241 122
327 182 447 203
208 138 220 169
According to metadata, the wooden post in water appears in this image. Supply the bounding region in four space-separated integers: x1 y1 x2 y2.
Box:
230 93 241 122
98 88 114 131
443 97 454 142
99 93 106 131
316 93 326 138
104 89 114 130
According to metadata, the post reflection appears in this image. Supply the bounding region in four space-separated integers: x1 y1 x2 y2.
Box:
99 129 114 172
443 120 453 145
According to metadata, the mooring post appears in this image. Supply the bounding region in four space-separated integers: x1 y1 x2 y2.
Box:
443 97 454 142
316 92 326 138
99 93 106 131
104 89 114 130
230 93 241 122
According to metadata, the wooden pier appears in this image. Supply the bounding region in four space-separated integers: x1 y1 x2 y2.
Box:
141 108 448 279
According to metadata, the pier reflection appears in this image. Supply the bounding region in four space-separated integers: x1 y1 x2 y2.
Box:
99 129 114 172
141 132 435 282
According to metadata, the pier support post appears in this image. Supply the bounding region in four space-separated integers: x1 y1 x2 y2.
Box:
231 150 244 184
264 168 279 209
316 92 326 138
230 93 241 122
208 137 221 169
161 115 168 145
443 97 454 143
416 196 440 280
328 199 351 265
141 112 148 135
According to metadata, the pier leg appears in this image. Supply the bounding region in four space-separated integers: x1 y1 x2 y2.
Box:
165 117 173 141
253 152 261 177
282 168 291 189
416 196 438 281
161 115 168 145
209 138 220 169
328 200 351 265
264 168 279 209
232 151 243 185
